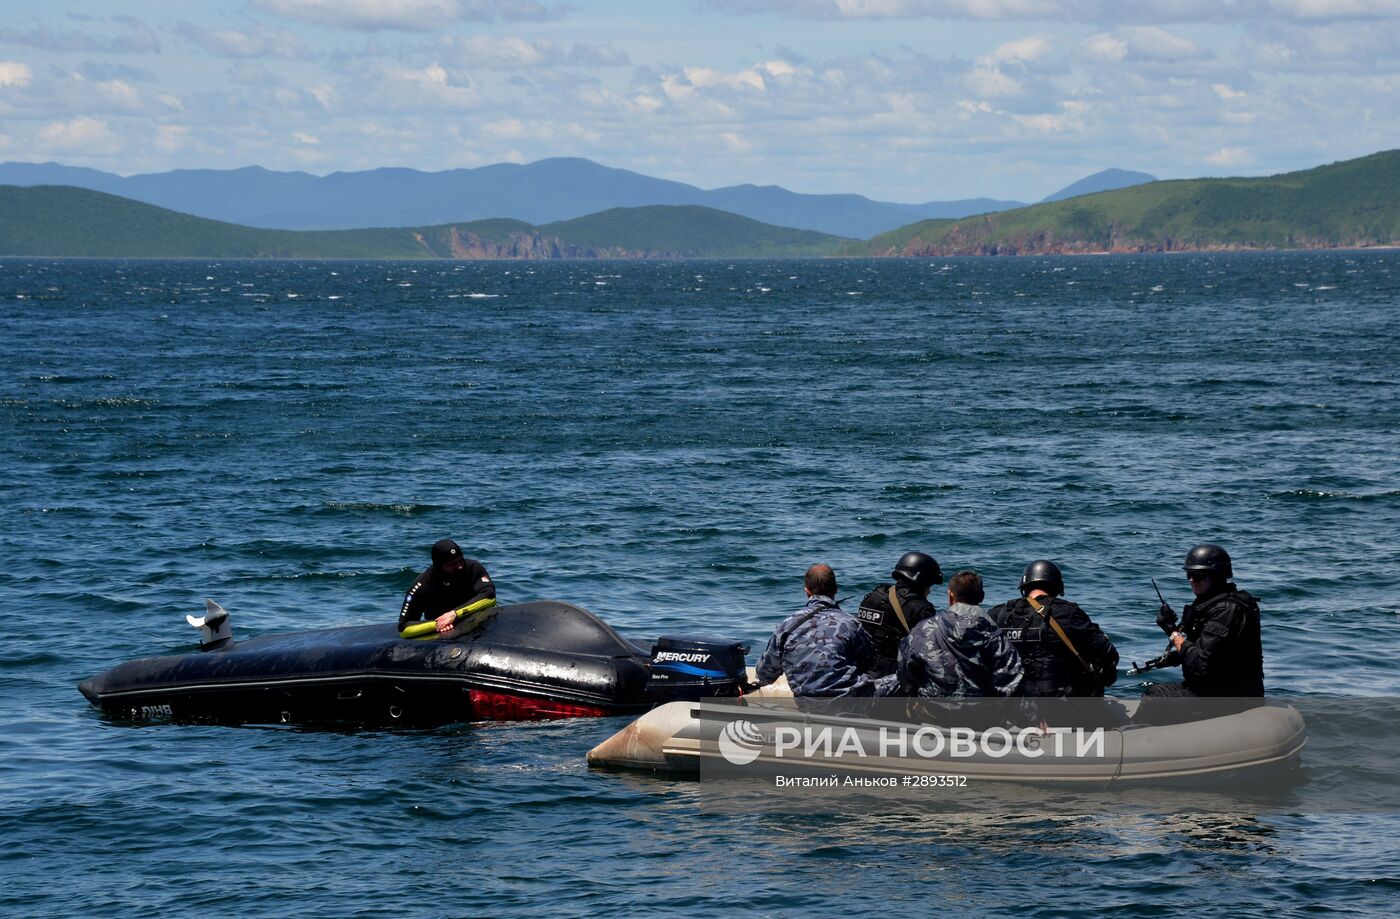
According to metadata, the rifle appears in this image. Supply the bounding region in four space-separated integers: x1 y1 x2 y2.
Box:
1130 578 1181 676
1128 643 1180 676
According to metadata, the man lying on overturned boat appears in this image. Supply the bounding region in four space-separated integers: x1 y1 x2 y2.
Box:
398 538 496 636
1135 542 1265 725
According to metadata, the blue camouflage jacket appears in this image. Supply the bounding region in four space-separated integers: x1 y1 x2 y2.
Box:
755 595 878 698
897 602 1025 699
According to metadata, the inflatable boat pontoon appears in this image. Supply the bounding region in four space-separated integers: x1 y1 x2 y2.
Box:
587 694 1306 784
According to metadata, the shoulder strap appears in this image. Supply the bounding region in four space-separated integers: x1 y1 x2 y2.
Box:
887 586 912 634
779 603 829 654
1027 597 1093 673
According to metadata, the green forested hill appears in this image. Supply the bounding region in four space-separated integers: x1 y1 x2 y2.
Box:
0 186 849 258
853 150 1400 256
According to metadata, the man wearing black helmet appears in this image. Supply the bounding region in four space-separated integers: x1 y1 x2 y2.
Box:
398 539 496 635
856 551 943 681
988 560 1119 698
1144 543 1264 703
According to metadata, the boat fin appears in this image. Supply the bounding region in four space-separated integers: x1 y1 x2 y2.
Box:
186 599 235 651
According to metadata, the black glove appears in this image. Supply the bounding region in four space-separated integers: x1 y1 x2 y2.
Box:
1156 602 1178 636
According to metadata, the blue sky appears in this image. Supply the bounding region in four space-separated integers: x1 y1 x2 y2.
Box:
1 1 1397 201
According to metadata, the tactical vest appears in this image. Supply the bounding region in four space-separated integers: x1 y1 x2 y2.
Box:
1181 587 1265 696
856 583 931 676
991 597 1100 697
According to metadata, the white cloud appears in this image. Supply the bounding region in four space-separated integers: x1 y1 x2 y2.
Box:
1268 0 1400 19
0 18 160 54
967 64 1023 97
294 131 320 144
654 59 806 110
1080 33 1128 61
703 0 1400 20
726 0 1075 18
377 62 481 109
37 116 118 151
684 66 767 91
965 35 1050 100
0 61 32 87
1213 83 1247 98
1012 98 1088 133
154 124 190 152
684 60 800 91
1203 146 1254 166
253 0 562 31
480 117 600 142
981 35 1052 64
1115 26 1208 60
255 0 466 30
1244 21 1400 70
96 79 141 109
720 131 753 152
443 35 554 67
308 84 338 110
176 23 311 60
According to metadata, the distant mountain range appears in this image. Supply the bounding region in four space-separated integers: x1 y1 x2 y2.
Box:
851 151 1400 256
0 186 847 258
0 158 1153 239
1039 168 1157 203
9 153 1386 261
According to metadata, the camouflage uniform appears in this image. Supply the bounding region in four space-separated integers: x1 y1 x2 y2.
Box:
755 595 878 698
897 602 1024 699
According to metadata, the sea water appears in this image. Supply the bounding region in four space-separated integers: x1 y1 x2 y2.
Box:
1 254 1398 916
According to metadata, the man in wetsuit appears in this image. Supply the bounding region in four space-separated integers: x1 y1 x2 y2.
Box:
398 539 495 635
1144 543 1264 701
754 564 879 699
988 560 1119 697
856 551 943 680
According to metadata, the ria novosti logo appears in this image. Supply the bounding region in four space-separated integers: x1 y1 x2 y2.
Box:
718 719 767 765
715 717 1107 766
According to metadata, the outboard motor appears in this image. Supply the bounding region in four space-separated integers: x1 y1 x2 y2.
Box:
186 599 234 651
645 636 748 702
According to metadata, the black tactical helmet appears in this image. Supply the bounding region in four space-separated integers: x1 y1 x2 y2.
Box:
1183 543 1232 578
892 551 943 590
1019 559 1065 597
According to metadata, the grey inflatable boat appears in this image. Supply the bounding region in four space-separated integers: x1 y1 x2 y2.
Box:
587 687 1306 783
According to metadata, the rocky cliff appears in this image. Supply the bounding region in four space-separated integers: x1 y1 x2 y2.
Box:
409 227 682 259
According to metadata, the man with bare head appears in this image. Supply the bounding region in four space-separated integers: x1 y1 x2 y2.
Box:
897 570 1024 699
754 563 879 698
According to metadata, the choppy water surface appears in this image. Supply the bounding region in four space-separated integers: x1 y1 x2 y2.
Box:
2 255 1398 916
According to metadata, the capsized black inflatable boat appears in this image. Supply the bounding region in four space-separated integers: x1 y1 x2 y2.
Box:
78 600 748 726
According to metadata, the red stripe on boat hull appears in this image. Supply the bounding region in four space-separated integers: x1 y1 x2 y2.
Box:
468 689 612 721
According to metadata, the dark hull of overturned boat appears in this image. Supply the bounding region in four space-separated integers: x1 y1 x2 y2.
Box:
79 600 726 726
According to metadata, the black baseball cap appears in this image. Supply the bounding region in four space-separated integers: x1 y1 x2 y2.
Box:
431 539 463 567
